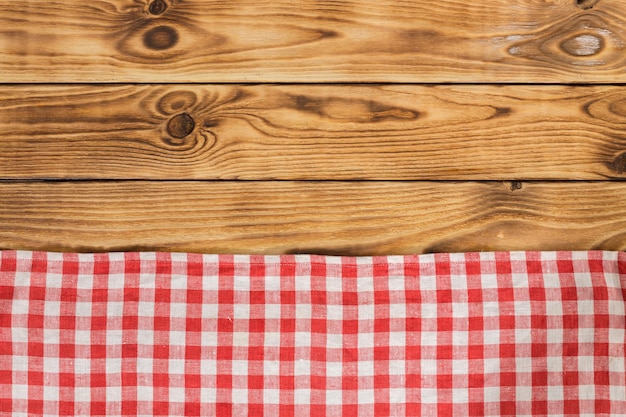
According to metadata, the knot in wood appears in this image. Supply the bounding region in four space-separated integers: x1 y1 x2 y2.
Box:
148 0 168 15
158 91 197 115
575 0 599 10
561 34 603 56
143 26 178 50
607 152 626 175
167 113 195 139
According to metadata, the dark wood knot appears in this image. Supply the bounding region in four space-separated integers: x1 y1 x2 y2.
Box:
575 0 599 10
148 0 168 15
167 113 195 139
143 26 178 50
607 152 626 174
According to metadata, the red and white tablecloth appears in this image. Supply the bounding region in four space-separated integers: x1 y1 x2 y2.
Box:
1 250 625 416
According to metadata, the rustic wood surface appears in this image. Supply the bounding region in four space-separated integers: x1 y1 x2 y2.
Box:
1 181 625 255
2 0 626 82
2 84 626 180
2 1 626 254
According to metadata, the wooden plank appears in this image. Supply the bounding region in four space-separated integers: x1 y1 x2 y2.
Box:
1 0 626 82
1 181 625 255
2 84 626 180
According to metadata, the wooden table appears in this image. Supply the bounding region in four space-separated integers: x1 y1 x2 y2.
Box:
1 0 625 254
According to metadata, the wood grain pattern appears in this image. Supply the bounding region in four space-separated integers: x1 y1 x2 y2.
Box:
1 181 625 255
2 84 626 180
2 0 626 82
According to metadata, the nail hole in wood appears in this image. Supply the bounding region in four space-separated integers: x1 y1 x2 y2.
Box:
167 113 195 139
510 181 522 191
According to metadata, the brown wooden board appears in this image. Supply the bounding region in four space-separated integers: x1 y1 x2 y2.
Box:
1 181 625 255
2 84 626 180
2 1 625 255
1 0 626 82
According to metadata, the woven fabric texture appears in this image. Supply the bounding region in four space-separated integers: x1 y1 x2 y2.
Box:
1 250 625 416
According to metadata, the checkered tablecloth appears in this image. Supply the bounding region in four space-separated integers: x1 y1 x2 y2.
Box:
1 251 625 416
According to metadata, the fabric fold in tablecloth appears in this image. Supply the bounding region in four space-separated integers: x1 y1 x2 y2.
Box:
1 250 625 416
